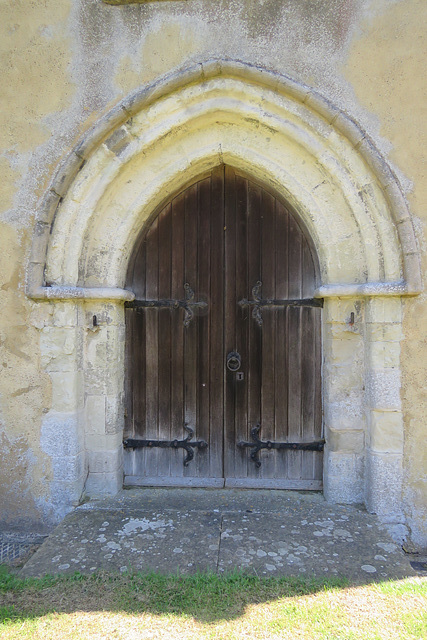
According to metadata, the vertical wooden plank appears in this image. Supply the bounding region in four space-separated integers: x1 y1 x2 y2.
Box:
209 165 225 479
233 173 249 480
273 201 289 480
124 307 133 440
287 214 303 480
302 236 316 298
301 305 316 479
301 238 317 479
224 165 237 479
170 192 186 479
196 177 212 478
246 181 262 479
127 232 147 477
132 311 146 438
260 189 276 478
157 204 172 477
183 184 199 478
144 215 160 477
313 306 323 480
128 234 147 440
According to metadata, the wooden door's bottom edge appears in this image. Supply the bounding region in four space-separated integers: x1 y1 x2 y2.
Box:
224 478 323 490
124 476 226 488
124 476 323 490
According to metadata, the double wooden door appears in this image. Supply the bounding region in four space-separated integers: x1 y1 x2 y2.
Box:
124 165 323 489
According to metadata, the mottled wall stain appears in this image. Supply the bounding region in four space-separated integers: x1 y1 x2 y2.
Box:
346 0 427 544
0 222 52 526
115 20 202 92
0 0 73 527
0 158 19 211
231 0 359 49
95 0 366 108
0 431 42 529
0 0 73 152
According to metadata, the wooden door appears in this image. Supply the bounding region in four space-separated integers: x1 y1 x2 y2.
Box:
124 165 323 489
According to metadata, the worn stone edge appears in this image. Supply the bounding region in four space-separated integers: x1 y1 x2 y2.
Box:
29 286 135 302
314 281 414 298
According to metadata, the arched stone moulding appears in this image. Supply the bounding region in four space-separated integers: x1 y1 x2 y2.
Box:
27 59 421 534
27 58 421 298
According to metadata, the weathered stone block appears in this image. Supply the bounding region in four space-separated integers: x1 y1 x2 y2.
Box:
50 452 86 484
323 336 364 367
85 363 124 397
103 126 135 157
85 469 123 496
27 262 46 290
366 297 402 324
325 322 362 339
44 480 86 520
369 410 404 453
85 327 124 389
30 302 54 330
80 301 125 328
323 298 363 324
87 447 123 474
366 369 401 410
40 327 77 372
323 401 366 431
41 412 84 458
366 451 403 520
85 395 106 436
326 427 365 453
52 302 79 327
50 371 84 413
369 341 400 369
323 364 364 403
85 432 122 452
29 221 51 266
84 326 124 395
366 323 402 342
323 450 364 504
106 394 124 435
50 152 85 198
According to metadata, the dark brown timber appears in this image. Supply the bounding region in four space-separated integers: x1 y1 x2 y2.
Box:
124 165 323 488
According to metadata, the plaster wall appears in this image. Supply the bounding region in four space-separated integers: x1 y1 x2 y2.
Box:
0 0 425 545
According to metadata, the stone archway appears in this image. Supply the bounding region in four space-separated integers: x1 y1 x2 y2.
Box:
27 60 421 527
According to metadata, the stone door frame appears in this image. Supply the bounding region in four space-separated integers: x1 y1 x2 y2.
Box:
27 60 421 527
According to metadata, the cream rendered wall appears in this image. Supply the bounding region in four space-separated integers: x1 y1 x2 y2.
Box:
0 0 425 545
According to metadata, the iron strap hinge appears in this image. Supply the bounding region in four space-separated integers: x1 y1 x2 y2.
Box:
238 424 325 468
125 283 207 327
238 281 323 326
123 425 208 467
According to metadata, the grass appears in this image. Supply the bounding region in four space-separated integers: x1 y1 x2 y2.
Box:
0 565 426 639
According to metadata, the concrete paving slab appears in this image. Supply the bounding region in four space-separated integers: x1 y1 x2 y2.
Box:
218 507 414 581
21 488 419 581
22 508 221 577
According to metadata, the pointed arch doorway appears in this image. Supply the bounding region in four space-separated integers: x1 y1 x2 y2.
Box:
124 165 323 489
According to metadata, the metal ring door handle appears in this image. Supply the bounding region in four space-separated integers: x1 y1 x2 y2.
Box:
226 351 241 371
